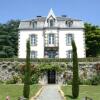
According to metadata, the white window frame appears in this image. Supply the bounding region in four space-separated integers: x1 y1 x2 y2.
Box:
31 51 37 58
48 34 55 45
50 19 54 27
66 33 74 46
30 34 37 46
33 21 37 28
66 50 72 58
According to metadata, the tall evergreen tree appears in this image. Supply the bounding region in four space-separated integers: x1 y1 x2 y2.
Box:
23 40 31 99
72 40 79 98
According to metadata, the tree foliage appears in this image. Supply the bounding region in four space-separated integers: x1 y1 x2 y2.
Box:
85 23 100 57
23 40 31 98
0 20 19 58
72 40 79 98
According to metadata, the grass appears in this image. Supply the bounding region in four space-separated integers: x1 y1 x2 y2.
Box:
0 84 41 100
62 85 100 100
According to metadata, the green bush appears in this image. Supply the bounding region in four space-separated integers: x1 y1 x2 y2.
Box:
68 78 92 85
6 79 15 84
30 74 39 84
67 80 72 85
0 80 4 84
79 79 91 85
90 75 100 85
6 75 22 84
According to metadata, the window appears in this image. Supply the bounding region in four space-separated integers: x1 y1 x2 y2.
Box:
31 51 37 58
48 51 56 58
66 34 73 45
33 21 37 28
48 34 55 45
50 19 54 27
66 50 72 58
30 34 37 46
66 20 73 27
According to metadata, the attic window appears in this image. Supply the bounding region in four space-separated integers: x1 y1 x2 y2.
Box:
33 21 37 28
50 19 54 27
66 20 73 27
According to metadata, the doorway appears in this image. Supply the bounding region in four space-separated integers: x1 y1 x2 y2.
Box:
48 51 56 58
48 70 56 84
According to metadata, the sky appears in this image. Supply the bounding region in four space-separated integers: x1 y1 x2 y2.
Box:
0 0 100 25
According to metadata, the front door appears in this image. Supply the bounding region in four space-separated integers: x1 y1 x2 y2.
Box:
48 51 56 58
48 70 56 84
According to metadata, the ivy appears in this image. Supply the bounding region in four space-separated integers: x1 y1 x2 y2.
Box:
38 63 66 73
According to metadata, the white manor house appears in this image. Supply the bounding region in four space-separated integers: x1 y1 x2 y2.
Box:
18 9 86 58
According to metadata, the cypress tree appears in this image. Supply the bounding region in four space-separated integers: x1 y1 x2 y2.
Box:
72 40 79 98
23 40 31 99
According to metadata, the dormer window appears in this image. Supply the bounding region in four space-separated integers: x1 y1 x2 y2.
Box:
66 20 73 27
50 19 54 27
33 21 37 28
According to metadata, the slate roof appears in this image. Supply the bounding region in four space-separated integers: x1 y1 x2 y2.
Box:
19 16 83 29
30 16 81 21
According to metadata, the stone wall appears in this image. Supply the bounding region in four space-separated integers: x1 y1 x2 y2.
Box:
0 61 20 81
0 61 99 84
66 63 97 80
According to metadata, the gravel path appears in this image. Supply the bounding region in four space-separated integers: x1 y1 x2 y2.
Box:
35 85 63 100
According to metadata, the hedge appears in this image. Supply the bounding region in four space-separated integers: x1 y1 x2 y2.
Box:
0 57 99 62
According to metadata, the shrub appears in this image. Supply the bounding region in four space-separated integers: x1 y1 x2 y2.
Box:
90 75 100 85
67 79 72 85
5 75 22 84
79 79 91 85
6 79 15 84
30 74 39 84
0 80 4 84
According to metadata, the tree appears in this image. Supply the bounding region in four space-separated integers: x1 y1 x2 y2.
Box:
85 23 100 57
72 40 79 98
23 39 31 99
0 20 19 58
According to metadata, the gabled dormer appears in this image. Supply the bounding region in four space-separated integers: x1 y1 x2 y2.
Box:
44 8 57 27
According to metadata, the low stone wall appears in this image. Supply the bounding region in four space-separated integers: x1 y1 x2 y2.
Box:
0 61 99 84
66 63 97 80
0 61 20 81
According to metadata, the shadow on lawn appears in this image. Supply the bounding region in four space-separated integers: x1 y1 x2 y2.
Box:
65 95 73 99
65 95 78 99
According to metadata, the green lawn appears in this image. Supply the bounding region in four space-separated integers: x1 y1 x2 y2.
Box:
0 84 41 100
62 85 100 100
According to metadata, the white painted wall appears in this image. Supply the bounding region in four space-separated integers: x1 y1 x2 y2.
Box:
59 29 85 58
18 28 85 58
18 30 44 58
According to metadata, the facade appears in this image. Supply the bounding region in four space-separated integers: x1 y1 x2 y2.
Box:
18 9 86 59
